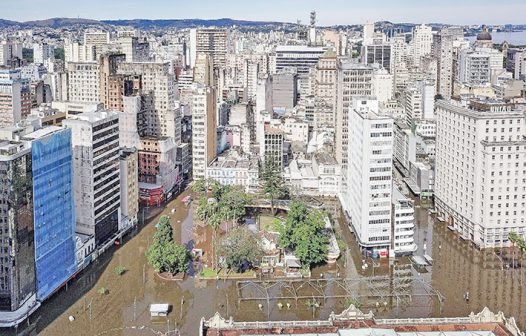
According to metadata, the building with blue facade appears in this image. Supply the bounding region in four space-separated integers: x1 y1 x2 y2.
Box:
27 127 77 301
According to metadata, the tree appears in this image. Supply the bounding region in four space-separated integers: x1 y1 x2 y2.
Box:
146 215 190 275
219 227 263 272
278 201 328 268
260 156 288 214
218 185 252 225
291 210 328 267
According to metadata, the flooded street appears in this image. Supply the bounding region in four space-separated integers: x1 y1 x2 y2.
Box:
3 191 526 336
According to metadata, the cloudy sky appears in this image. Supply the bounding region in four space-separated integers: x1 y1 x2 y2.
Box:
2 0 525 25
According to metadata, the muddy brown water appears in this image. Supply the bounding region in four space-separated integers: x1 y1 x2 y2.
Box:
3 191 525 336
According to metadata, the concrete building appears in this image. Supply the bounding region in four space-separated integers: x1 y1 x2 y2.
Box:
506 48 526 79
274 45 325 76
0 141 36 314
189 28 228 69
117 62 180 143
138 136 179 199
33 43 55 65
410 24 433 66
432 27 464 99
435 99 526 248
272 69 297 109
119 95 148 148
67 61 101 103
193 53 214 86
63 111 121 246
206 149 259 193
260 123 284 168
0 69 31 127
394 120 417 176
191 85 217 179
372 68 394 104
458 48 503 85
362 44 392 72
0 41 22 66
392 186 417 256
119 148 139 229
344 97 394 255
313 50 338 130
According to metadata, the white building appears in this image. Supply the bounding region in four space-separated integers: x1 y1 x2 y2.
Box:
67 62 100 103
189 28 228 69
435 99 526 248
33 43 55 65
63 111 121 246
0 41 22 66
410 24 433 66
206 150 259 193
392 187 417 256
458 48 503 85
343 97 394 255
274 45 325 76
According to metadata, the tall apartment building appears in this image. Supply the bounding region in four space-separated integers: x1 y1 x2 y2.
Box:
260 123 284 168
117 62 180 143
344 97 394 254
191 85 217 179
0 41 23 66
67 62 101 103
458 48 503 85
506 49 526 79
189 28 228 69
432 27 464 99
0 141 35 313
392 186 417 256
119 95 148 148
403 86 423 126
0 69 31 127
272 69 297 109
63 111 121 246
435 99 526 248
244 60 259 101
313 50 337 130
363 44 393 73
33 43 55 65
274 45 325 76
193 53 214 86
410 24 433 66
138 136 179 198
119 148 139 229
335 61 374 168
98 53 130 111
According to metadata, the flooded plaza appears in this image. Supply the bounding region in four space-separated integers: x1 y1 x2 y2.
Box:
3 190 526 336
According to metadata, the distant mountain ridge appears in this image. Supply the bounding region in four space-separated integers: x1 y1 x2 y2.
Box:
0 17 291 29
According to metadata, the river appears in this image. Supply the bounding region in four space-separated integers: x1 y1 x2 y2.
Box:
2 189 525 336
467 30 526 45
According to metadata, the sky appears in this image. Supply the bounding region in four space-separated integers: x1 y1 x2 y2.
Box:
2 0 526 25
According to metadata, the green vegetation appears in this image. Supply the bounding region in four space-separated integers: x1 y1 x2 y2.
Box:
194 182 252 269
509 232 526 254
344 298 363 309
219 227 263 273
279 201 329 269
146 216 190 275
114 265 126 276
54 47 65 61
260 156 288 214
260 215 283 233
199 267 217 278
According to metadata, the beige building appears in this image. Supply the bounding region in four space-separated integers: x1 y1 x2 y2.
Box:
192 85 217 179
120 148 139 229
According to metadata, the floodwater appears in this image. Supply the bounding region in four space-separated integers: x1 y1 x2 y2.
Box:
2 190 526 336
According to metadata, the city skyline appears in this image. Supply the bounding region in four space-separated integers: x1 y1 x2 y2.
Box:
2 0 526 25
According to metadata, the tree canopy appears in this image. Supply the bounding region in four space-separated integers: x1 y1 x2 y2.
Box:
260 156 288 214
219 226 263 272
146 215 189 275
278 201 329 268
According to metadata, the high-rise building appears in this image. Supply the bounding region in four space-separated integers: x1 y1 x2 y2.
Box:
410 24 433 66
193 53 214 86
0 140 35 313
189 28 228 69
117 62 180 143
260 122 284 168
67 61 101 103
272 69 297 109
191 85 217 179
458 48 503 85
0 69 31 127
274 45 325 76
0 41 23 66
24 127 77 301
244 60 259 101
119 148 139 229
506 48 526 79
363 22 375 47
344 97 394 254
313 50 337 130
432 27 464 99
362 44 392 72
63 111 121 246
435 99 526 248
33 43 55 65
392 186 417 256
